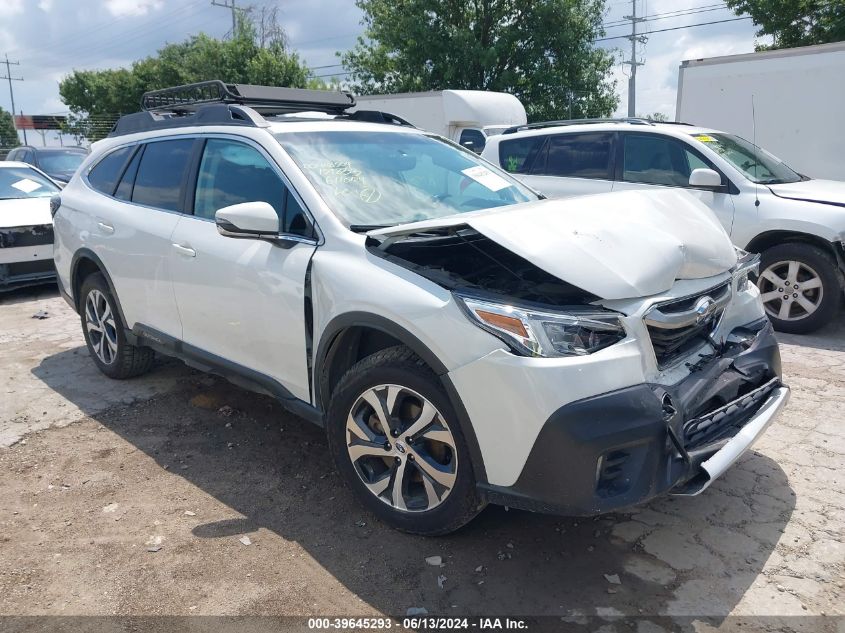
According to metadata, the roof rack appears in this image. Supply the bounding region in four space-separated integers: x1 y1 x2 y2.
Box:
109 80 415 138
502 117 657 134
141 80 356 115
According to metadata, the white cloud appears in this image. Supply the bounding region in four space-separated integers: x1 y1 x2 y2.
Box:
104 0 164 18
38 0 54 12
0 0 24 17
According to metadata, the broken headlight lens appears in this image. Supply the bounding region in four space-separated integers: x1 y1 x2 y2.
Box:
733 248 760 293
456 295 626 357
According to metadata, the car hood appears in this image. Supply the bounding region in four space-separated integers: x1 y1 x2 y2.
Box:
768 179 845 207
369 189 737 300
0 197 54 228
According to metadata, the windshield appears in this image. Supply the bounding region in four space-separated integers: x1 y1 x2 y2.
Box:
275 131 537 227
0 166 61 199
37 150 86 173
690 132 802 184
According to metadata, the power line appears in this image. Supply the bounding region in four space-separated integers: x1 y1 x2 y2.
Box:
603 3 729 28
596 16 751 42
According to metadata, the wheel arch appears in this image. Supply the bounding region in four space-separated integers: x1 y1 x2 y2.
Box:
70 249 132 334
745 230 842 263
315 312 488 484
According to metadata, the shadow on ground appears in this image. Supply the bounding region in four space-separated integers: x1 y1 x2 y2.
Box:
28 344 799 623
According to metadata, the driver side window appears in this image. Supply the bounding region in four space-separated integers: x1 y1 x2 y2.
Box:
193 138 313 238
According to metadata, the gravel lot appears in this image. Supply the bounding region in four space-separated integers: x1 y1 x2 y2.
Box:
1 285 843 629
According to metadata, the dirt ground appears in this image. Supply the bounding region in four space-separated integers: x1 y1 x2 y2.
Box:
1 285 843 629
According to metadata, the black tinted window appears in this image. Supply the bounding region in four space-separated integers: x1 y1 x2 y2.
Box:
499 136 545 174
544 133 613 179
87 146 132 196
115 147 142 201
459 128 486 154
132 139 193 211
623 134 694 186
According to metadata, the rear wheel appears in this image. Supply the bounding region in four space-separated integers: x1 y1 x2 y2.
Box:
326 346 484 535
757 243 841 334
80 273 155 379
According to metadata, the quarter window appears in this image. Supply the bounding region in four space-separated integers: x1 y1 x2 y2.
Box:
87 146 133 196
544 133 613 179
115 146 143 201
193 139 312 237
131 139 194 212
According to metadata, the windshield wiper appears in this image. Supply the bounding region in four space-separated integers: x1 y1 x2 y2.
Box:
349 224 392 233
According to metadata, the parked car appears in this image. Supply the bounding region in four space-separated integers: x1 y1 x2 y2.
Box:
52 82 789 534
482 120 845 334
0 162 61 291
6 146 87 185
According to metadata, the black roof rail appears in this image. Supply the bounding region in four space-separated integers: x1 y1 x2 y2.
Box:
141 80 356 115
502 117 656 134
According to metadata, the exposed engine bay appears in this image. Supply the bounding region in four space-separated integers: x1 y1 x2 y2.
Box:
368 226 599 306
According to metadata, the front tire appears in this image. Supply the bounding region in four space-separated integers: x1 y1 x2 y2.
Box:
326 346 485 535
79 273 155 379
757 243 841 334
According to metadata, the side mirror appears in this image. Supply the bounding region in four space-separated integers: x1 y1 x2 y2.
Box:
689 168 723 190
215 201 279 239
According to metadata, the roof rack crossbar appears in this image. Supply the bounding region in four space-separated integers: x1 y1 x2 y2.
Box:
141 80 356 115
502 117 657 134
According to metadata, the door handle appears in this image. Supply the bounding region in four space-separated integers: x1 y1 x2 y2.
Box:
172 243 197 258
97 221 114 235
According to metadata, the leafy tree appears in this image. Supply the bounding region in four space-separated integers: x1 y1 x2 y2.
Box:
341 0 618 121
59 15 312 141
726 0 845 50
639 112 668 122
0 107 20 150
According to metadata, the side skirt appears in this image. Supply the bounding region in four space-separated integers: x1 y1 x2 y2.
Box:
131 324 324 427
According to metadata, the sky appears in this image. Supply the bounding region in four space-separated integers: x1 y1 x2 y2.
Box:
0 0 768 146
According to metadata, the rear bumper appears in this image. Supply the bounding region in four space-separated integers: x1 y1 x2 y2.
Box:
0 225 55 291
478 320 787 515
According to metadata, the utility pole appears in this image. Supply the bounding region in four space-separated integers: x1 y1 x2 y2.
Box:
623 0 646 117
1 54 23 143
211 0 237 37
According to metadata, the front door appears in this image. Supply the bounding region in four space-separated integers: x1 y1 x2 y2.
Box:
169 137 318 402
611 132 736 234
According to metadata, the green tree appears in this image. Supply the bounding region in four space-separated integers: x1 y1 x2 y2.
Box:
639 112 668 122
59 15 312 141
340 0 618 121
0 107 20 150
726 0 845 50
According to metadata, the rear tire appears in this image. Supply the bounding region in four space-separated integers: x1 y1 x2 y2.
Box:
79 273 155 379
326 346 485 535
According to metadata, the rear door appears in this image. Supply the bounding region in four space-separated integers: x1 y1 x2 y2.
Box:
84 138 194 338
612 132 736 234
168 136 317 402
499 132 615 198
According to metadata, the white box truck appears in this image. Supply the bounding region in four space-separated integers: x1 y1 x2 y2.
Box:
354 89 527 154
676 41 845 180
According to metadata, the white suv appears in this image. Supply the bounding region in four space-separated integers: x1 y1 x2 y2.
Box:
482 120 845 334
52 83 789 534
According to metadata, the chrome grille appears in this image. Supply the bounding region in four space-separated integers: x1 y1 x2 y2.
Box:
645 282 730 369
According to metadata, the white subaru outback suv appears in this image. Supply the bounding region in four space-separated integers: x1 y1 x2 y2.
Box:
482 119 845 334
52 82 789 534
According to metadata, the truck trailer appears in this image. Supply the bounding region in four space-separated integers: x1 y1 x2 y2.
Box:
676 41 845 180
353 90 527 154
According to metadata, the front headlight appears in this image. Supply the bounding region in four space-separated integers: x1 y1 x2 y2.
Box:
733 248 760 293
456 294 626 357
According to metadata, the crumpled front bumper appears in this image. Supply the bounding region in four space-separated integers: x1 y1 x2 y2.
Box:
478 319 788 516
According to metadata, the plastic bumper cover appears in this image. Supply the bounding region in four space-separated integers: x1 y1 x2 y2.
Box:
478 320 787 516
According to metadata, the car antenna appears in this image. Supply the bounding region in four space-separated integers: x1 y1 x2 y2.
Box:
752 94 760 208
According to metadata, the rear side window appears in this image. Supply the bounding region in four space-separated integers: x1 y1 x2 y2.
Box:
87 146 132 196
544 133 613 179
458 128 486 154
623 134 694 186
498 136 545 174
132 139 194 211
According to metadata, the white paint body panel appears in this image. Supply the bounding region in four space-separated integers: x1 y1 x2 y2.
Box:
0 197 53 229
0 243 52 265
676 42 845 180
